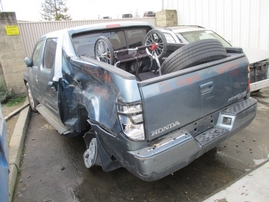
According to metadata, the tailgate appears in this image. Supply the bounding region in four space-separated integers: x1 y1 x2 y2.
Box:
139 55 249 140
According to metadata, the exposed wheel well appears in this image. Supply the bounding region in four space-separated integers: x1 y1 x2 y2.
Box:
77 105 91 135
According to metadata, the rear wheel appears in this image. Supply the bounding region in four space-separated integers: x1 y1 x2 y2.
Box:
161 39 227 74
83 130 100 168
26 82 38 112
94 36 115 65
83 138 98 168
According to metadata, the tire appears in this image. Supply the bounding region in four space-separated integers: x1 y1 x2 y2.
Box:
144 29 167 59
83 130 100 168
161 39 227 74
94 36 115 65
25 82 38 112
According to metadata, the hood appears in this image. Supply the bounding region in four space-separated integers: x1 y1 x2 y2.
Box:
243 48 269 64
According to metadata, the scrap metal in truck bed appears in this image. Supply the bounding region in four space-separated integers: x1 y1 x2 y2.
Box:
23 21 257 181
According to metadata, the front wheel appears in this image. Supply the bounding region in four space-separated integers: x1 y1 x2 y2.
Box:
25 82 38 112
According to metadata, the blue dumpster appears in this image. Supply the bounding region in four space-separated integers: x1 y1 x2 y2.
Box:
0 104 8 202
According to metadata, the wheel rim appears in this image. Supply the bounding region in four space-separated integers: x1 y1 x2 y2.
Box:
145 32 165 57
83 138 97 168
26 83 35 109
95 40 113 64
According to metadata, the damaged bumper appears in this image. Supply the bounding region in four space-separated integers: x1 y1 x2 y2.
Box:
126 97 257 181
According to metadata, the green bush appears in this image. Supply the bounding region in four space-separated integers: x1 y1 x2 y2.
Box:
4 95 26 107
0 77 8 103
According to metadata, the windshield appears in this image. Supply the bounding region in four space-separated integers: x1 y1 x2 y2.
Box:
177 30 232 47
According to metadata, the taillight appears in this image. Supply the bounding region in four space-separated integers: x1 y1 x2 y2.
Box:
117 101 145 141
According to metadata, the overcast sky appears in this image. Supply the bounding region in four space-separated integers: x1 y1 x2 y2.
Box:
1 0 163 21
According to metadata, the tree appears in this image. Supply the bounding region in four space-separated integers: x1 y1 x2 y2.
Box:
41 0 72 21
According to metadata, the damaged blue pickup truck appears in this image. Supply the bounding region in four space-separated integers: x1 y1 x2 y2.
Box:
23 21 257 181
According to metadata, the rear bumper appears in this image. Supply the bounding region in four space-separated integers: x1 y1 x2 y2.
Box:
125 97 257 181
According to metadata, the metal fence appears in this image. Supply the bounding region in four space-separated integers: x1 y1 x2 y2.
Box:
164 0 269 51
18 18 156 57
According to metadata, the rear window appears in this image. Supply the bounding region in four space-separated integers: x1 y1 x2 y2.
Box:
72 27 150 57
126 29 147 48
73 31 126 57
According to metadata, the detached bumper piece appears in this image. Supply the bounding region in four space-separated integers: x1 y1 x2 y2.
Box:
0 108 9 201
0 151 9 201
126 97 257 181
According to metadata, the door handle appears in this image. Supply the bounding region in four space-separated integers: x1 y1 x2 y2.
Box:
48 81 56 91
200 81 213 94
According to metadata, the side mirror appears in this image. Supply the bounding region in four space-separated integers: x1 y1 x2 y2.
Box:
24 57 32 67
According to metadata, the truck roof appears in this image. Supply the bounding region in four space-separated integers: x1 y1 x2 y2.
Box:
157 25 207 33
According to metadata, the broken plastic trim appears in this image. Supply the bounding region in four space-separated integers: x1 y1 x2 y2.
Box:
117 101 145 141
247 65 251 97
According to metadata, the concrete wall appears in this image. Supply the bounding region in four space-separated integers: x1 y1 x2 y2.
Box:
0 12 26 95
156 10 178 27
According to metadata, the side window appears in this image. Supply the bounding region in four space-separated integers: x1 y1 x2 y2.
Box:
164 33 176 43
32 41 44 67
43 38 58 70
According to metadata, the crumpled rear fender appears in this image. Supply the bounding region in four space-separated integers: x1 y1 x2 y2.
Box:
60 57 141 134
